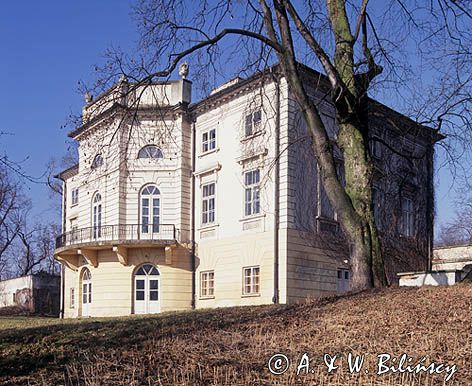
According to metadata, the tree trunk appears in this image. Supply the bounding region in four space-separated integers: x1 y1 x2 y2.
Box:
268 0 387 290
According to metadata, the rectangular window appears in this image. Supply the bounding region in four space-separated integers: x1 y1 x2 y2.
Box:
200 271 215 297
202 183 216 225
136 279 145 300
202 129 216 153
70 218 78 242
319 182 335 219
70 288 75 308
370 139 382 159
401 196 414 237
372 187 382 229
243 266 260 295
71 188 79 206
244 169 260 216
244 110 262 137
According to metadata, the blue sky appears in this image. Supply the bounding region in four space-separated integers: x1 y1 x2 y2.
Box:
0 1 457 232
0 1 137 221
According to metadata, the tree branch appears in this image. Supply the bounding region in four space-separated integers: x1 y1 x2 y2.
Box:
284 0 346 99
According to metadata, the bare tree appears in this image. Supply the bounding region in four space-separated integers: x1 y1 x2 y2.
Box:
83 0 470 290
13 222 61 277
437 190 472 246
0 167 31 279
46 140 79 198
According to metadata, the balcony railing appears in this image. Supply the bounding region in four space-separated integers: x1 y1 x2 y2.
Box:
55 224 177 249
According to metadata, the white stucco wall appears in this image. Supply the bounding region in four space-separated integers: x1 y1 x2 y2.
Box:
0 276 33 308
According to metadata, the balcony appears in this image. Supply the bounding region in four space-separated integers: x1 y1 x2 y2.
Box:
56 224 178 250
55 224 180 270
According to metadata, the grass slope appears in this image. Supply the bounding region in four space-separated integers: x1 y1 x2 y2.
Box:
0 284 470 385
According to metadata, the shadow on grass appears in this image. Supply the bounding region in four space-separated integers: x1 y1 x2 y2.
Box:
0 286 415 380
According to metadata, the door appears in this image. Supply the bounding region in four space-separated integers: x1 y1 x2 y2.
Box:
134 264 160 314
337 269 350 294
82 268 92 316
140 185 160 239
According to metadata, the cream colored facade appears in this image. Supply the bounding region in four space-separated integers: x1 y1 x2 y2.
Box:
55 66 435 318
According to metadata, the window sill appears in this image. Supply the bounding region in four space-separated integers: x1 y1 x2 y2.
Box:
198 223 219 231
239 213 266 222
70 203 79 208
241 131 265 142
241 293 261 298
199 295 215 300
198 148 219 158
316 215 338 223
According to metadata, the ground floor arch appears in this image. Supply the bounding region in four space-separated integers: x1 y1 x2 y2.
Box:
134 263 160 314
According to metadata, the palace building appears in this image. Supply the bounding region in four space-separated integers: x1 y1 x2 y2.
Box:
54 64 441 317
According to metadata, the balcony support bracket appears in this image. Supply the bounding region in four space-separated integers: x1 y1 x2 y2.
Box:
113 245 128 266
165 245 175 264
55 254 79 271
78 248 98 268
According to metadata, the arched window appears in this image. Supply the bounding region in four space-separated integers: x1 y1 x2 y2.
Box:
91 154 103 169
92 193 102 239
134 264 160 314
137 145 163 159
81 268 92 317
140 185 160 234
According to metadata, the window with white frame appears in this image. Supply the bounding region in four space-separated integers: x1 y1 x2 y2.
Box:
71 188 79 206
200 271 215 297
92 193 102 239
202 129 216 153
243 266 260 295
244 110 262 137
137 145 163 159
70 288 75 308
244 169 260 216
70 218 78 242
140 185 161 234
91 154 103 169
202 183 216 225
401 196 414 237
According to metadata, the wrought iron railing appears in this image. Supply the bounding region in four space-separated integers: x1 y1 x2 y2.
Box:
55 224 177 249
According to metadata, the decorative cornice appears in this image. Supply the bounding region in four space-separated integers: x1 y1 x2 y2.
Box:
193 162 222 177
54 163 79 180
69 103 186 139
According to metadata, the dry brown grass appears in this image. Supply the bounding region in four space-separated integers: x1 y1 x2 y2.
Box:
0 284 470 385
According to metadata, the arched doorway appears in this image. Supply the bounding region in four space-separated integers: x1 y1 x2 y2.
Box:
134 264 160 314
81 268 92 317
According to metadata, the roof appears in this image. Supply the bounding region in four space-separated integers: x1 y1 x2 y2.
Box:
434 243 472 250
54 163 79 181
0 273 60 284
67 62 443 143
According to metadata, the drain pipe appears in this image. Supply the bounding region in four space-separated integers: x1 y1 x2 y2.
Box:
426 140 434 272
272 71 281 304
191 118 197 309
60 179 66 318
